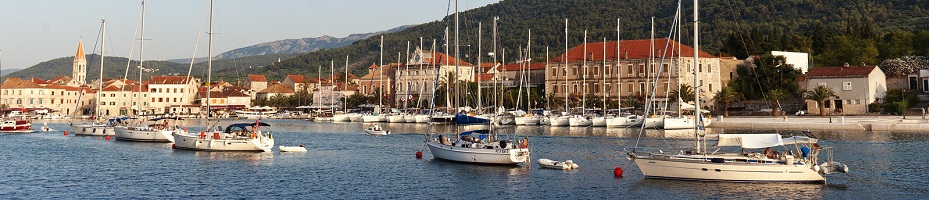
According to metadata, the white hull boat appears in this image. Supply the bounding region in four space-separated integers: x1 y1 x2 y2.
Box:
362 115 388 123
538 116 551 125
590 117 607 127
404 115 417 123
332 114 351 122
538 159 579 170
349 114 364 122
279 145 307 152
568 116 592 127
414 115 432 123
515 116 540 126
388 115 406 123
607 115 641 128
71 124 115 136
548 116 570 127
638 117 663 129
633 154 824 183
173 122 274 152
364 125 390 135
426 141 529 165
114 126 180 143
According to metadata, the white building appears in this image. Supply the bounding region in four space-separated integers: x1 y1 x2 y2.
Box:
147 76 199 114
771 51 810 74
804 64 886 115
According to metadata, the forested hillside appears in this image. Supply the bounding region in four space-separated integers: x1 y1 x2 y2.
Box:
256 0 929 80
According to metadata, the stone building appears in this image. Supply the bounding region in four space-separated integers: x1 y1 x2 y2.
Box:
804 64 886 115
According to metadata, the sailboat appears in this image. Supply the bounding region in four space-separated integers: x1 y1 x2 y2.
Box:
590 37 610 127
426 1 530 165
630 0 847 183
0 50 34 133
333 56 354 122
173 0 274 152
71 19 116 136
607 18 643 128
568 30 592 127
115 1 186 142
548 19 571 127
514 31 540 126
362 36 389 123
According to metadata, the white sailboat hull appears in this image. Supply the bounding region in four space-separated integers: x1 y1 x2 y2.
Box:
569 117 592 127
114 127 179 143
591 117 607 127
388 115 406 123
415 115 432 123
362 115 388 123
332 114 352 122
549 116 570 127
404 115 417 123
71 124 115 136
633 156 825 183
538 116 551 125
515 116 540 125
661 116 712 130
607 116 640 128
639 117 663 128
426 142 529 165
173 132 274 152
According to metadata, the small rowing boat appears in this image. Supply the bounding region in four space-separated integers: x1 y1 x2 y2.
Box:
538 159 579 170
279 145 307 152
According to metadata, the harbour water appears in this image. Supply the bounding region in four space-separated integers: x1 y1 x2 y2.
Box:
1 119 926 199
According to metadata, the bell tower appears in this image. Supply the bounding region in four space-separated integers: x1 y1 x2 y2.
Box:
73 39 87 85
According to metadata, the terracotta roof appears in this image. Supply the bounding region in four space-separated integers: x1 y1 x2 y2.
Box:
348 73 359 79
287 74 305 83
806 66 878 78
48 76 72 84
150 76 192 84
475 73 495 82
247 74 267 82
368 63 379 69
550 38 716 62
258 82 295 94
497 63 546 71
75 39 86 60
31 78 49 85
421 51 473 66
1 78 41 89
333 82 357 91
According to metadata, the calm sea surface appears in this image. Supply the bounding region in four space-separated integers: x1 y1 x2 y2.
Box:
1 119 926 199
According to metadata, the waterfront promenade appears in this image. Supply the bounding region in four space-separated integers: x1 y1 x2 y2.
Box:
711 115 929 132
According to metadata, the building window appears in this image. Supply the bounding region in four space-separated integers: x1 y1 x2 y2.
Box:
111 94 115 97
593 67 600 78
639 82 646 95
110 102 116 105
573 67 578 76
594 83 600 93
39 99 43 104
699 64 703 72
708 64 713 73
551 68 557 77
220 99 225 104
843 82 852 91
818 82 827 87
663 63 669 73
628 64 634 76
650 64 656 75
638 64 645 76
628 83 634 95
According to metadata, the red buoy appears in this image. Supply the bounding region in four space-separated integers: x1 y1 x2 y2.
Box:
105 135 111 141
613 167 624 177
415 151 423 158
64 131 69 136
172 144 177 149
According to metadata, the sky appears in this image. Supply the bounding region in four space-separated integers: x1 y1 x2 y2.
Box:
0 0 499 69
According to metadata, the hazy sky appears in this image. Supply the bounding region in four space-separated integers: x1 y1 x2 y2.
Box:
0 0 499 69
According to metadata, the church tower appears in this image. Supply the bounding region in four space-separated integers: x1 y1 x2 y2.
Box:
73 39 87 85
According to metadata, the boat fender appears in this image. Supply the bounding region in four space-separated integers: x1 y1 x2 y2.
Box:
499 140 507 149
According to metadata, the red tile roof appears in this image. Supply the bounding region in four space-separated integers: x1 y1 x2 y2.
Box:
30 78 49 85
258 82 295 94
550 38 716 62
368 63 379 69
150 76 192 84
806 66 878 78
497 63 546 71
287 74 305 83
1 78 41 89
421 51 473 66
247 74 267 82
474 73 495 82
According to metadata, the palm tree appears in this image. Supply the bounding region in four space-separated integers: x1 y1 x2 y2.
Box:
713 86 742 117
670 84 695 103
766 89 788 117
804 85 837 116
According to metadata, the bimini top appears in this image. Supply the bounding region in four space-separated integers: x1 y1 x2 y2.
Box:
224 122 272 133
715 134 818 149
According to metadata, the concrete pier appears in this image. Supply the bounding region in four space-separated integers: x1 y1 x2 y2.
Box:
709 116 929 132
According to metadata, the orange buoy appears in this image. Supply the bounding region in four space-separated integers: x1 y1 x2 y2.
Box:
64 131 69 136
614 167 624 177
415 151 423 158
105 135 111 141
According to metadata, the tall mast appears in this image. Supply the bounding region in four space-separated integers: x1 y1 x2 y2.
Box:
677 2 683 117
477 22 482 113
97 19 105 118
693 0 702 153
454 0 460 112
330 60 334 110
206 0 213 120
405 41 410 110
582 30 587 111
137 0 145 116
563 19 568 113
616 18 622 115
546 46 550 110
379 35 384 111
344 55 349 111
492 17 498 112
602 37 607 115
317 64 321 116
527 29 532 111
649 16 654 116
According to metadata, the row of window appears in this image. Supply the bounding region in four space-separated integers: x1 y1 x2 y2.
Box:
149 88 190 93
3 90 82 96
100 102 149 106
151 98 185 103
4 98 81 105
817 82 854 91
549 63 714 78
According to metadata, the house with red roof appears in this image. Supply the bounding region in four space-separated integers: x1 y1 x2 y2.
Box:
804 64 886 115
0 77 95 117
357 63 395 98
545 38 722 111
256 81 296 99
283 74 308 93
147 76 200 115
246 74 268 98
98 82 150 116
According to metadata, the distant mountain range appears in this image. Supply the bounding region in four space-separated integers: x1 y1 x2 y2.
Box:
164 25 412 64
1 69 19 77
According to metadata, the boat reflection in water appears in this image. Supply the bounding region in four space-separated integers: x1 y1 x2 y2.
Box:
188 151 274 166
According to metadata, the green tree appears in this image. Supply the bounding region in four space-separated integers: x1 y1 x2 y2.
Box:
713 86 742 117
730 54 800 100
765 89 788 117
815 35 879 67
670 84 694 103
804 86 837 116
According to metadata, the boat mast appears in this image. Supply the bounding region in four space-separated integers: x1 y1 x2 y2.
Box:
492 17 498 113
648 17 654 116
677 2 684 118
206 0 213 121
602 37 607 116
330 60 334 113
582 30 587 113
138 0 145 116
477 22 482 113
693 0 702 153
344 55 349 111
454 0 460 113
317 64 321 116
379 35 384 113
527 30 532 111
563 19 568 113
97 18 105 119
404 41 410 111
616 18 622 116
